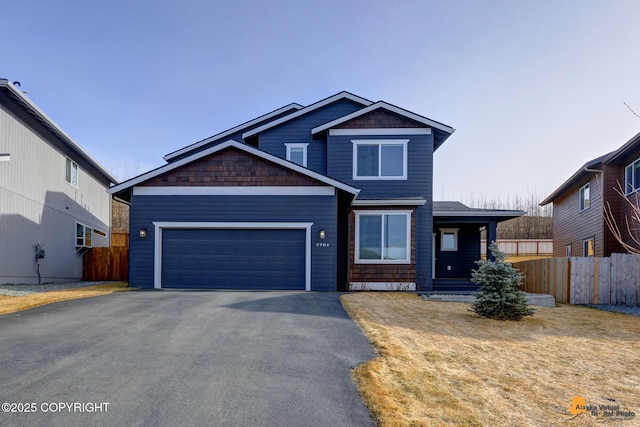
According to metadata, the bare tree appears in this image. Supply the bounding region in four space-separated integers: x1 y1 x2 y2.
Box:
458 192 553 239
602 181 640 254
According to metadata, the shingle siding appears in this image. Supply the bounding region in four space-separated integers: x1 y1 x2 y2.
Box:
141 147 323 187
129 194 337 291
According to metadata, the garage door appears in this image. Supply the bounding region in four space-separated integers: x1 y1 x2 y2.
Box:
161 228 306 290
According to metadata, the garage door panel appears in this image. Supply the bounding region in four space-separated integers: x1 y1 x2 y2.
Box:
161 228 305 290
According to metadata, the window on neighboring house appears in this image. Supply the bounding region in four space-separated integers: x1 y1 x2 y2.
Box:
440 228 459 251
583 238 594 257
625 158 640 195
355 211 411 263
353 139 408 180
66 158 78 187
579 183 590 211
76 222 92 248
285 143 308 167
565 244 572 257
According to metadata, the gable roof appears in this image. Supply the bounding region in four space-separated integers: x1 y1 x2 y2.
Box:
540 153 610 206
163 102 304 162
0 79 118 185
311 101 455 141
241 91 373 139
541 130 640 206
108 140 360 200
602 130 640 164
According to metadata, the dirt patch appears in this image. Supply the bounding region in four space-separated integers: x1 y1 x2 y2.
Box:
342 293 640 426
0 282 133 316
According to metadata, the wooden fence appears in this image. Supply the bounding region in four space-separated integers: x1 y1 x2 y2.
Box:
82 247 129 281
111 232 129 248
512 254 640 305
481 239 553 257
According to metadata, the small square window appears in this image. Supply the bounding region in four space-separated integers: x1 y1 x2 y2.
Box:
565 244 571 257
579 183 590 211
66 158 78 187
440 228 459 251
285 143 308 167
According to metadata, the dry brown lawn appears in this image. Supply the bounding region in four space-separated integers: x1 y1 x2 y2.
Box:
342 293 640 427
0 282 132 316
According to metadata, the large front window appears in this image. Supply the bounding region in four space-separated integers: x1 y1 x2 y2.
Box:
353 139 408 180
356 211 410 263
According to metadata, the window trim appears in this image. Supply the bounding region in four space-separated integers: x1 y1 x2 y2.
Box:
582 238 594 257
66 158 78 188
440 228 459 252
285 143 309 167
352 139 409 181
625 157 640 195
354 210 411 264
579 182 590 211
76 222 92 249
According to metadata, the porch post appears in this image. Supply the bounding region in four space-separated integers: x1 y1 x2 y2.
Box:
487 219 497 261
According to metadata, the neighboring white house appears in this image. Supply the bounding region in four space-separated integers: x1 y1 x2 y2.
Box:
0 79 118 284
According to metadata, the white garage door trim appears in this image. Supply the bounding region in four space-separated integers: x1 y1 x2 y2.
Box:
153 222 314 291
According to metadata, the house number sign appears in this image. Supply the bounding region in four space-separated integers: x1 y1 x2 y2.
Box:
316 242 330 248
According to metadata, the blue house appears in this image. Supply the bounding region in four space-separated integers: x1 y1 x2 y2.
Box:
109 92 523 291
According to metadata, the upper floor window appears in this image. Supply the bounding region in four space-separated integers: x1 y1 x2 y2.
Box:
625 158 640 195
285 143 308 167
565 244 572 257
355 210 411 263
66 158 78 187
579 183 590 211
352 139 408 180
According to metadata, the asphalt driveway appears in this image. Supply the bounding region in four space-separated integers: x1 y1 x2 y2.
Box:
0 291 376 426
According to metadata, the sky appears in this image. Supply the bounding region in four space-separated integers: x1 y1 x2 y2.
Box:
3 0 640 206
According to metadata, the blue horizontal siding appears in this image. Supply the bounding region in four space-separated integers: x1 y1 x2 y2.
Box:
130 194 337 291
327 133 434 199
327 132 435 289
258 99 365 175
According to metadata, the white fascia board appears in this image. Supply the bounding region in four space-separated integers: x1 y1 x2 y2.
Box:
133 186 335 196
351 198 426 206
312 101 455 135
109 140 360 196
163 103 304 161
329 128 431 136
0 80 119 184
433 210 526 217
242 92 373 139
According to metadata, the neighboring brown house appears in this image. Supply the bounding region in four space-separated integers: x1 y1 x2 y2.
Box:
541 131 640 257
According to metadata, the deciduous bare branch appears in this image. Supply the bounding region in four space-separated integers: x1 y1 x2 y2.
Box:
602 180 640 254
